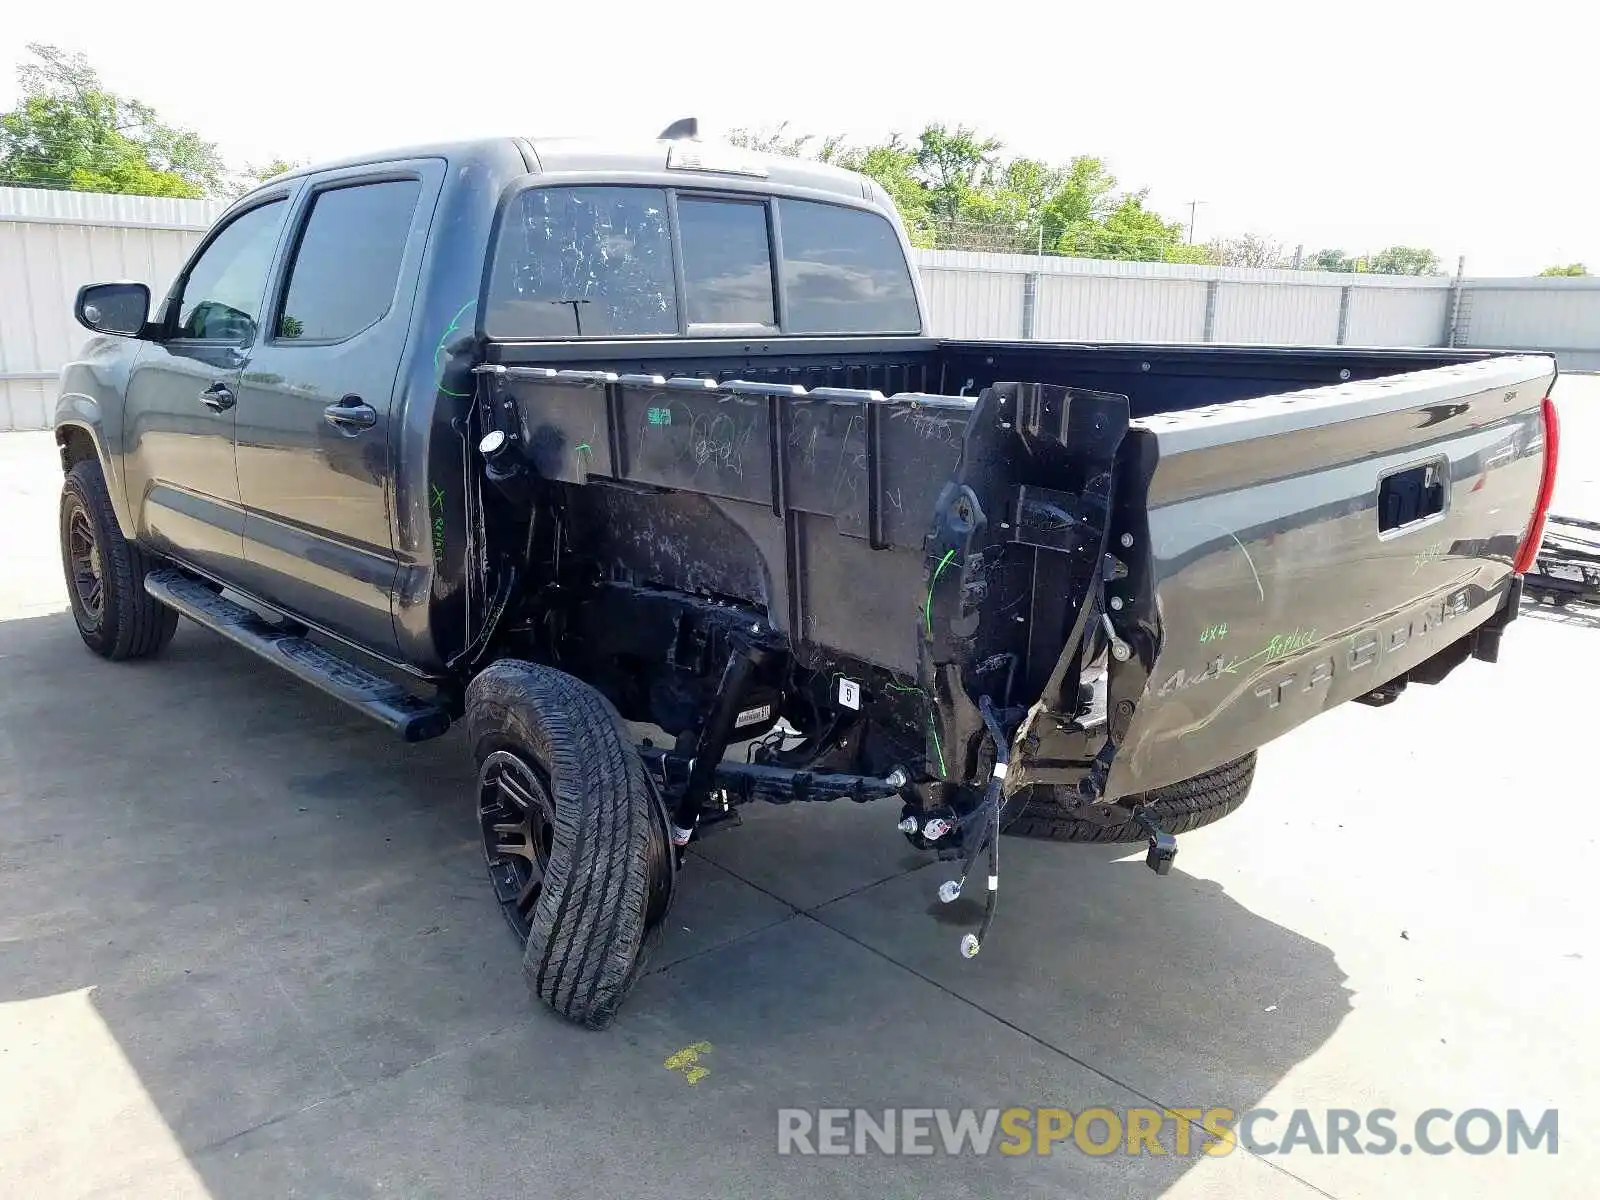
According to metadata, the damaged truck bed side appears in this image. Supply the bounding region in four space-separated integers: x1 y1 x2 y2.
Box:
55 128 1558 1027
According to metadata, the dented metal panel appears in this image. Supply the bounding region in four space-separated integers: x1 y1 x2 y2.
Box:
1105 355 1557 798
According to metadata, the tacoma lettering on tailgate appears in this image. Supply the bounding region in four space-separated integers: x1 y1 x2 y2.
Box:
1158 587 1473 705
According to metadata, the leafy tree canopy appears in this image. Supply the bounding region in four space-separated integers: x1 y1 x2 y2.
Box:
1 44 292 198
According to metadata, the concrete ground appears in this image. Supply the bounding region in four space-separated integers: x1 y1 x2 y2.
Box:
3 378 1598 1199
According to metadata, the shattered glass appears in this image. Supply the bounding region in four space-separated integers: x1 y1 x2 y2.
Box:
487 186 676 338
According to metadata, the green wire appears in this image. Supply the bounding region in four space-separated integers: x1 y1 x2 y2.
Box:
918 550 957 776
924 549 956 636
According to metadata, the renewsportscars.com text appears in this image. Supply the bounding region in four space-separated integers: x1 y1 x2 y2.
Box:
776 1106 1558 1157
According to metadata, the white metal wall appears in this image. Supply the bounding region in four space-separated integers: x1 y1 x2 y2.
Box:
0 187 221 432
1453 279 1600 370
1345 286 1452 347
1035 274 1208 341
912 248 1458 348
917 267 1025 340
1211 282 1341 344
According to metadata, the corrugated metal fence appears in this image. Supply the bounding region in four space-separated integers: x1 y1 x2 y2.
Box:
0 188 224 431
911 250 1600 372
3 186 1597 432
912 250 1458 348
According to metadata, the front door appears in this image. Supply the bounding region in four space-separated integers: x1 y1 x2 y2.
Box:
122 195 291 579
231 165 438 655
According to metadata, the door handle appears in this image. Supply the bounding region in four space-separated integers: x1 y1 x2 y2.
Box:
199 381 236 412
324 395 378 432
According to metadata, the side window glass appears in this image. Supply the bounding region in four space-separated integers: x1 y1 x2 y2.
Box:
176 200 286 342
776 199 921 334
277 180 422 342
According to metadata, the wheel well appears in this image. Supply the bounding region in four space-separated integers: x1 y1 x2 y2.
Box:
57 426 96 473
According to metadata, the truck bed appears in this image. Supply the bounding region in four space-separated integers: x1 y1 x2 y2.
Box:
479 339 1553 799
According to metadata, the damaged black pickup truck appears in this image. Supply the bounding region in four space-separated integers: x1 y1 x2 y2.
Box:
55 124 1559 1027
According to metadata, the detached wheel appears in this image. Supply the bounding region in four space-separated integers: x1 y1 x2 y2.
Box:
466 660 674 1029
1005 752 1257 844
59 459 178 660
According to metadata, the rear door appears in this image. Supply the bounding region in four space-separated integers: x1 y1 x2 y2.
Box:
230 161 441 653
123 194 292 579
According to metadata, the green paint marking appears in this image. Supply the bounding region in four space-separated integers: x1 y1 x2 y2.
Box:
924 549 957 636
928 716 948 779
434 299 478 396
647 406 672 427
433 300 476 371
575 442 593 456
431 484 446 509
1219 627 1318 675
886 681 924 695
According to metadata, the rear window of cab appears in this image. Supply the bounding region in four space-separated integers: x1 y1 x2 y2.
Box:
484 185 921 339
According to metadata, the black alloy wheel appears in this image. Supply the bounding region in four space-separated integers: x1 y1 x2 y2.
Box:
478 748 559 940
65 502 105 629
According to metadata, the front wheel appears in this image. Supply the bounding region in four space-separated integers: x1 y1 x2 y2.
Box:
466 660 674 1029
59 459 178 660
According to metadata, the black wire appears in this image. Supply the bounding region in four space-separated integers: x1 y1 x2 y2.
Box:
974 697 1010 947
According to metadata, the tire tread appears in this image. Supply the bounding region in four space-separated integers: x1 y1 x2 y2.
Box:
61 459 178 661
1005 753 1257 844
466 660 666 1028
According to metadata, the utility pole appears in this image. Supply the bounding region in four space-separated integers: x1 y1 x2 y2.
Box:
1186 200 1206 244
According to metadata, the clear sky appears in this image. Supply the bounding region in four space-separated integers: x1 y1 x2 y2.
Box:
3 0 1593 276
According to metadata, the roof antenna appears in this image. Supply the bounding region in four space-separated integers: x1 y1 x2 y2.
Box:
657 117 699 141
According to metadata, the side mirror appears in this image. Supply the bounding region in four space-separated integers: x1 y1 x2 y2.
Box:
75 282 151 337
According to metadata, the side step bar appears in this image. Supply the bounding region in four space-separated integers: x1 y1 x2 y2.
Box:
144 569 451 742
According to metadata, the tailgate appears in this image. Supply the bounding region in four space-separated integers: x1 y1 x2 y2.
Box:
1106 354 1555 799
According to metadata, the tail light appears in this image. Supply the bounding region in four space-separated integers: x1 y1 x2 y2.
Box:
1512 394 1560 575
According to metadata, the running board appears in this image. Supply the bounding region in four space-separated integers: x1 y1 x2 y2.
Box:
144 569 451 742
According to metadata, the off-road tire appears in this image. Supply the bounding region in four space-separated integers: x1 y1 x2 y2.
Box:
59 459 178 660
1004 753 1257 844
466 660 673 1029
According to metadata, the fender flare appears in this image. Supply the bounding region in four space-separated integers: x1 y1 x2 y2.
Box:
53 394 136 541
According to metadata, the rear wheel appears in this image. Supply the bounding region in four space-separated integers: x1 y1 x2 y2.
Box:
1004 753 1257 844
59 459 178 660
466 660 674 1029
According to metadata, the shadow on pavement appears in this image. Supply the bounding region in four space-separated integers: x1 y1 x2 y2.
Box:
0 609 1348 1198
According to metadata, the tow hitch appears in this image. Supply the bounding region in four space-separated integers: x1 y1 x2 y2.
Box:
1131 807 1178 875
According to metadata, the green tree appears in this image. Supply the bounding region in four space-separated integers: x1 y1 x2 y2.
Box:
716 121 1200 263
229 157 305 196
1040 156 1119 254
244 158 301 183
1087 191 1188 260
726 122 817 159
1367 245 1441 276
1539 262 1588 276
1162 242 1216 265
835 137 937 245
910 123 1002 228
1305 248 1357 272
0 44 229 197
1208 234 1289 269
